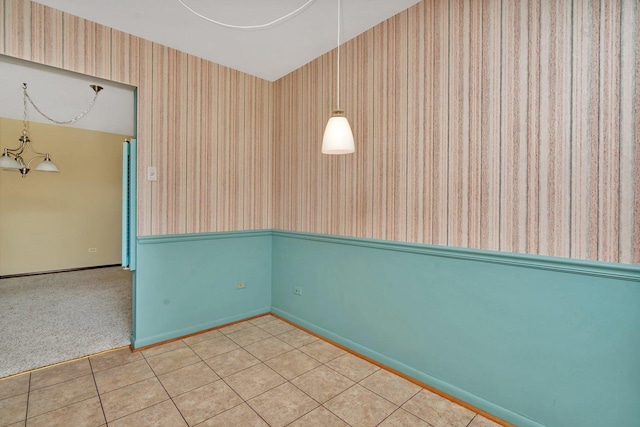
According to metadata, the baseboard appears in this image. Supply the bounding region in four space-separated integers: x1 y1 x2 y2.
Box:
130 307 271 349
271 307 544 427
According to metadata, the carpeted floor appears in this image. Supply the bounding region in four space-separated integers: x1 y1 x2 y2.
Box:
0 266 131 378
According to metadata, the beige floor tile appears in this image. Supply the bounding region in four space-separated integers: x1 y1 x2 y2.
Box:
100 377 169 422
248 315 276 326
226 326 271 347
218 321 253 335
225 363 285 400
325 384 397 427
26 396 105 427
157 362 219 397
89 348 142 373
288 406 349 427
359 369 421 406
0 374 30 401
189 336 239 360
402 390 475 427
265 350 321 380
468 414 504 427
299 340 345 363
277 329 318 348
173 380 242 426
247 382 318 427
30 359 92 391
196 403 268 427
0 393 28 425
5 422 25 427
326 353 379 382
244 337 294 361
27 375 97 419
93 359 154 394
256 319 295 335
183 330 222 346
108 400 187 427
141 340 187 358
145 347 200 375
290 366 354 403
378 409 431 426
204 349 260 378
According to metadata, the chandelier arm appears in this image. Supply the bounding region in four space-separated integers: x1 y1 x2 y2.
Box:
25 153 46 169
23 85 102 126
176 0 317 30
3 145 24 154
25 138 47 157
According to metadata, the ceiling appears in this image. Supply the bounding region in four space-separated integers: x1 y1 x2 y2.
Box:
33 0 421 82
0 55 135 135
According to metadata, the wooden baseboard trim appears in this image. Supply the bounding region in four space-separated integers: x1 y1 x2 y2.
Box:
270 313 514 427
131 311 513 426
130 312 272 353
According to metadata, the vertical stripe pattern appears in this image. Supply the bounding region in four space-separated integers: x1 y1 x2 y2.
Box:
273 0 639 264
1 0 274 237
1 0 638 264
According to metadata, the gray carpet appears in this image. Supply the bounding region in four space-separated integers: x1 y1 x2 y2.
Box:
0 266 131 378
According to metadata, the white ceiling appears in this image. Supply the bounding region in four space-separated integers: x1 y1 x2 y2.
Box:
0 55 135 136
33 0 421 81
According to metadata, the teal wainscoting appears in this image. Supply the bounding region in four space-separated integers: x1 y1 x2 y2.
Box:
271 231 640 427
132 230 272 348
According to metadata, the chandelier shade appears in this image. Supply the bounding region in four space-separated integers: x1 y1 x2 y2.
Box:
0 150 21 170
34 154 60 172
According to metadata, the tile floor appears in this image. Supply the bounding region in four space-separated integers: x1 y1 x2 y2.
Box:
0 315 503 427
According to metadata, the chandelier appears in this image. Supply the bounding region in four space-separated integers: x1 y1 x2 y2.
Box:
0 83 103 177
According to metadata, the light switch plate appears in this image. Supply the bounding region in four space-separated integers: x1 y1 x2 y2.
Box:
147 166 158 181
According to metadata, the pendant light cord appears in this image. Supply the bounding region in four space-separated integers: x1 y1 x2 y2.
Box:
336 0 341 110
176 0 317 30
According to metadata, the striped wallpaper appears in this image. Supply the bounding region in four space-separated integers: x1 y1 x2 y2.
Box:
0 0 274 237
274 0 639 265
1 0 638 264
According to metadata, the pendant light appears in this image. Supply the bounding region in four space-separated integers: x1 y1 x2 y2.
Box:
322 0 354 154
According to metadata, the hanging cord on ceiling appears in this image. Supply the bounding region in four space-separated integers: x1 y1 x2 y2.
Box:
176 0 317 30
336 0 341 110
23 83 103 126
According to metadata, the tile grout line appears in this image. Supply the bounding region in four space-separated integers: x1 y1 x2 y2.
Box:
7 316 491 427
24 372 32 424
88 358 108 426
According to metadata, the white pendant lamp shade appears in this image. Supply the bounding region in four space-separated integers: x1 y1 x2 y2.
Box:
322 110 355 154
34 154 60 172
0 151 21 170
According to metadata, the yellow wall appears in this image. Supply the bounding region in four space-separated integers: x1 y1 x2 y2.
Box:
0 118 130 275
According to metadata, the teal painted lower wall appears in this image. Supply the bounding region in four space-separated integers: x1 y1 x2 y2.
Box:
131 231 272 348
271 231 640 427
129 229 639 427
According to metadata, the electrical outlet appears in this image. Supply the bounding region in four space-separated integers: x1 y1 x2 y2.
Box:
236 282 246 290
293 286 302 296
88 248 97 253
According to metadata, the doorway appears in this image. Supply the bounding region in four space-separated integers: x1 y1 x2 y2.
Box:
0 55 136 377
